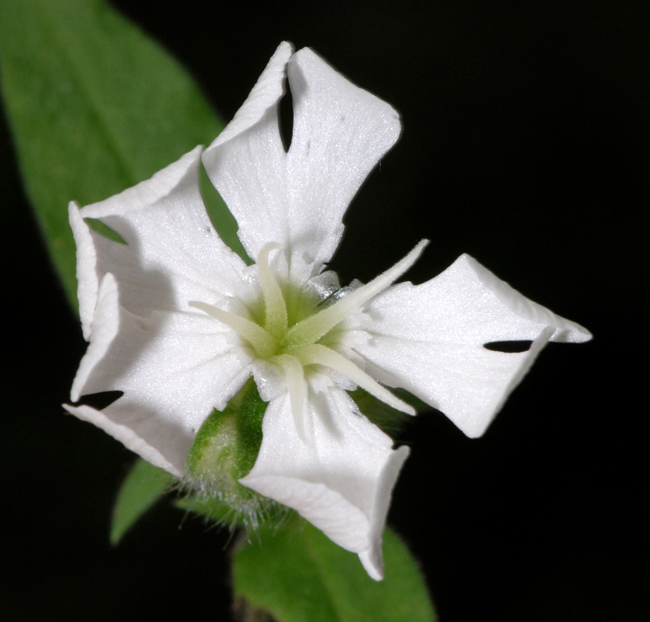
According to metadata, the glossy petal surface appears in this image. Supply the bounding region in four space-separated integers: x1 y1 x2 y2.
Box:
353 254 592 437
240 384 409 580
203 43 401 276
74 146 248 322
68 149 254 473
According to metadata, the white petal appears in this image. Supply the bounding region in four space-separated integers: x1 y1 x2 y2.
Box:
69 202 99 340
64 403 183 477
206 42 293 155
76 146 248 320
354 254 592 438
203 43 401 274
240 384 409 580
68 273 252 475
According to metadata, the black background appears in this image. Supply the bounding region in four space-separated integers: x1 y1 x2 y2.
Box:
1 1 647 620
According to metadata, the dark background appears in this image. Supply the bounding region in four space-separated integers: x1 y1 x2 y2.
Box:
1 1 646 620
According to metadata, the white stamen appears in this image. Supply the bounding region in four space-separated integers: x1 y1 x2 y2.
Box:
286 240 429 348
274 354 310 441
189 301 276 358
257 243 288 337
295 344 416 416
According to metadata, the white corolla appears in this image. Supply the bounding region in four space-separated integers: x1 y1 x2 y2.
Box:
66 42 591 580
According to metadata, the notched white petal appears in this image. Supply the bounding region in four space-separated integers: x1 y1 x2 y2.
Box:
208 42 293 153
203 42 402 272
240 386 408 580
359 443 410 580
463 255 592 343
285 47 402 267
75 146 248 319
202 42 292 264
69 202 99 340
68 273 254 476
356 254 592 438
71 273 120 402
64 403 182 477
81 146 204 220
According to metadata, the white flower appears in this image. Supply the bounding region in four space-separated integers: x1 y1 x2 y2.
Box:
65 42 591 580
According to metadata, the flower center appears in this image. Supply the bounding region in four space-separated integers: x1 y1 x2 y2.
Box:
190 241 429 423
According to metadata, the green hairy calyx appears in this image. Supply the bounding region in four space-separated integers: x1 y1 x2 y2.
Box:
184 379 271 522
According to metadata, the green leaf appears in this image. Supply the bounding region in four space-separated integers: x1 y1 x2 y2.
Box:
233 519 436 622
110 458 174 545
0 0 245 309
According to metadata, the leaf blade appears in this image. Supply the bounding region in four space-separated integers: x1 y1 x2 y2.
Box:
110 458 174 545
0 0 243 308
233 520 436 622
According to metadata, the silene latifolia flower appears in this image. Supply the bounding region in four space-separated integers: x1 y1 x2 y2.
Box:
65 42 591 580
